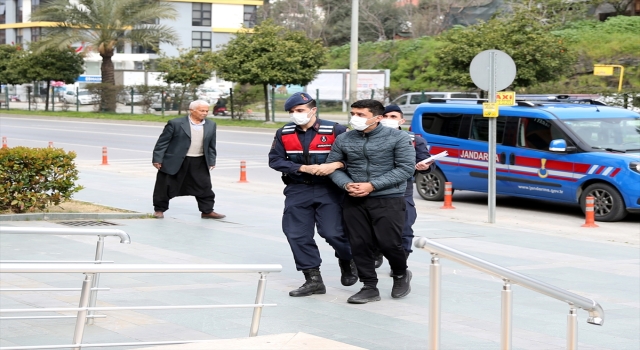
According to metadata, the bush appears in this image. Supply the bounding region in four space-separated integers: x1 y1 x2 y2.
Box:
0 147 84 213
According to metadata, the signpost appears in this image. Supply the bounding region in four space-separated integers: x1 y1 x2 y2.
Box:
469 50 516 223
593 64 624 92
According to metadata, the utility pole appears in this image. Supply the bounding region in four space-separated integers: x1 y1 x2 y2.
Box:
349 0 358 104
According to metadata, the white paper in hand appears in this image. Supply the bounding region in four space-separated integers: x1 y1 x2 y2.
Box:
419 150 448 164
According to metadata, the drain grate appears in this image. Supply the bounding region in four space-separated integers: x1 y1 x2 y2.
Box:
57 220 120 227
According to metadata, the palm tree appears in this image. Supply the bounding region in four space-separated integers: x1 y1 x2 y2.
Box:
31 0 179 111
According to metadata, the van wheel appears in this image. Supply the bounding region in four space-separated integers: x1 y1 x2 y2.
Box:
416 168 449 201
580 183 627 222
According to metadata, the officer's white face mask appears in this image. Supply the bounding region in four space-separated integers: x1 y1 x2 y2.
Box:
289 108 315 125
350 116 376 131
380 119 400 129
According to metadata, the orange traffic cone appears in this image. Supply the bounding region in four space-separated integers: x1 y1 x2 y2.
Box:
440 182 455 209
48 141 54 148
101 146 109 165
238 160 248 183
1 137 7 149
581 196 599 227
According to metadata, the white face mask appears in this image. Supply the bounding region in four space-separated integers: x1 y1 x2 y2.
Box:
350 116 375 131
380 119 400 129
289 111 312 125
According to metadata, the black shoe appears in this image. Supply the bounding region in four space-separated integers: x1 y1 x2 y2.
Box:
374 253 384 269
339 259 358 286
347 285 381 304
289 268 326 297
391 269 412 299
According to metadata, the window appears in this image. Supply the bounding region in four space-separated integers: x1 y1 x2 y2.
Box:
31 0 51 13
192 3 211 26
132 42 157 54
192 31 211 52
30 27 41 42
0 3 5 25
15 0 22 23
392 95 407 105
15 28 22 44
0 29 5 45
469 115 506 143
244 5 256 28
517 118 567 151
421 113 464 138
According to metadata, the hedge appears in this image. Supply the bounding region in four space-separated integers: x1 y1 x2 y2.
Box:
0 146 83 213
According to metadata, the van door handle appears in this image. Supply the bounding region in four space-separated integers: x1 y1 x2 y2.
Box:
499 152 506 164
509 154 515 165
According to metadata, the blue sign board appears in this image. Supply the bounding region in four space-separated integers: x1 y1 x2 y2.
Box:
77 75 102 83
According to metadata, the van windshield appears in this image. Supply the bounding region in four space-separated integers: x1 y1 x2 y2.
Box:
562 117 640 152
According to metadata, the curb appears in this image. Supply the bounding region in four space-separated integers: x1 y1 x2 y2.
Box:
0 212 150 222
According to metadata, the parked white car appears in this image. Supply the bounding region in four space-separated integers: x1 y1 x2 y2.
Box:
63 90 98 105
390 91 480 121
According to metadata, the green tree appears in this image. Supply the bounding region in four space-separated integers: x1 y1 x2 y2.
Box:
30 0 179 112
11 45 85 111
436 13 574 89
0 44 30 86
213 20 327 121
154 49 217 115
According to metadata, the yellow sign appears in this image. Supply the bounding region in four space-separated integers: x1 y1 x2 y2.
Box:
483 103 499 117
594 66 614 76
496 91 515 106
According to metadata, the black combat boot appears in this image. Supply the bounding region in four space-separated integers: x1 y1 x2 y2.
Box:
347 285 381 304
289 268 326 297
338 259 358 286
391 269 412 298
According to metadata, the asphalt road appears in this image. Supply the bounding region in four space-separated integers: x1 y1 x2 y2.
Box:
2 114 638 245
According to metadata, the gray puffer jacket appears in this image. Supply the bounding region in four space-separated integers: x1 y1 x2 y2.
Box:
326 123 416 197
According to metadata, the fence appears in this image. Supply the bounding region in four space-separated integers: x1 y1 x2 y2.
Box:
414 236 604 350
0 263 282 350
0 227 130 325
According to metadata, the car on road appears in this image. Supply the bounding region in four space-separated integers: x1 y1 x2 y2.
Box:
410 99 640 222
390 91 480 121
63 89 98 105
117 90 145 105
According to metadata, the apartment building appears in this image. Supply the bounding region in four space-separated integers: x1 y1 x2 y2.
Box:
0 0 260 73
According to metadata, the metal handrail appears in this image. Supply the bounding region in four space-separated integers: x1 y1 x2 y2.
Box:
0 263 283 350
414 236 604 350
0 226 131 325
0 227 131 243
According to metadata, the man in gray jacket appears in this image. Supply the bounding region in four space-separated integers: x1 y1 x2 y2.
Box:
326 99 416 304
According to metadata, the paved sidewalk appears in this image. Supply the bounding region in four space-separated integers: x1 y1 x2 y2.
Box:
1 166 638 349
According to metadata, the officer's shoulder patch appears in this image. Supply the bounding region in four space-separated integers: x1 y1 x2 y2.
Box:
282 124 296 135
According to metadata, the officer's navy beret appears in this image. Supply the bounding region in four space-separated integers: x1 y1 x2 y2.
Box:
284 92 314 111
384 104 403 115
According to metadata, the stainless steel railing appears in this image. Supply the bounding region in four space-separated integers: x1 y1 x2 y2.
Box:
0 263 283 350
0 226 131 324
414 237 604 350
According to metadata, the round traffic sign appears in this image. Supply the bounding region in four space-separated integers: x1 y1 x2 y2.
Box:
469 50 517 91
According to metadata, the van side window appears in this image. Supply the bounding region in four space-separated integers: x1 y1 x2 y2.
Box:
517 118 568 150
393 96 407 105
470 115 506 143
421 113 464 138
410 94 430 104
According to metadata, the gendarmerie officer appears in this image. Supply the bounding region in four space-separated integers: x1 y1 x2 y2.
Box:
268 92 357 297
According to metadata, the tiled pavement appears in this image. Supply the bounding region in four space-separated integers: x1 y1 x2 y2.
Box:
0 166 638 349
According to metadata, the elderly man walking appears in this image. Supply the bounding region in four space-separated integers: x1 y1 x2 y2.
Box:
152 100 225 219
